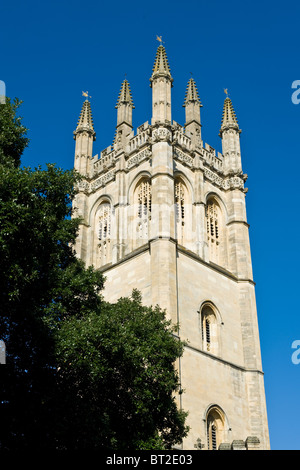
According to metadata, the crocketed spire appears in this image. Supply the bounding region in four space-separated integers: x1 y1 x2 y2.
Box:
183 77 202 107
219 96 240 136
150 44 173 85
115 79 135 109
74 99 95 137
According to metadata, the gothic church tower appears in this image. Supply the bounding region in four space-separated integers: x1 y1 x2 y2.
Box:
72 44 270 450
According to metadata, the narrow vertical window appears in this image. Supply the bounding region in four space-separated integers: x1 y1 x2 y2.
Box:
136 179 151 242
98 203 111 241
205 318 211 351
201 303 219 355
211 425 217 450
175 180 185 244
97 202 112 266
206 199 222 265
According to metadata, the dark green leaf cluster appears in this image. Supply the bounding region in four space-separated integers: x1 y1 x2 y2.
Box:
0 98 29 167
53 290 188 450
0 164 80 309
0 160 105 449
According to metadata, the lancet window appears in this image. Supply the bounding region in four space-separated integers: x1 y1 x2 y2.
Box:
97 202 112 266
98 203 111 241
206 198 222 265
136 179 151 241
206 407 225 450
200 303 219 355
175 180 185 244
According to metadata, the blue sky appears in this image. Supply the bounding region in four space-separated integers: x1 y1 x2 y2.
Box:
2 0 300 450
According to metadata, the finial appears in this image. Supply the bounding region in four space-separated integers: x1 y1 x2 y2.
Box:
224 88 229 97
82 91 92 100
156 35 165 45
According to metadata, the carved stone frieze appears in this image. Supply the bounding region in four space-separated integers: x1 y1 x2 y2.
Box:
126 147 152 169
204 167 245 191
173 147 194 168
90 169 116 192
204 167 224 187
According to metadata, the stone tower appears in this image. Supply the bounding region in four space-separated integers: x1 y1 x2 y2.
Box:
72 44 270 450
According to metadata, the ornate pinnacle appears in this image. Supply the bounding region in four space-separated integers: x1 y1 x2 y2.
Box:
183 77 202 107
150 44 173 85
74 99 96 139
219 96 241 136
115 79 135 109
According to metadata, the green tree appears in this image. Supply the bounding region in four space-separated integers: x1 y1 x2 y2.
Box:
52 289 188 450
0 161 105 449
0 99 104 448
0 97 29 167
0 98 188 450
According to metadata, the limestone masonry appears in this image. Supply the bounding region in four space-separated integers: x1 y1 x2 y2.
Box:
72 44 270 450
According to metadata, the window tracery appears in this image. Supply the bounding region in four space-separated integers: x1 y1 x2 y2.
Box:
175 180 185 243
200 303 219 355
205 198 227 266
206 407 225 450
97 202 112 266
136 179 151 242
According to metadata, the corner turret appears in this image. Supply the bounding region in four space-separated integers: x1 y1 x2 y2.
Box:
114 79 135 150
219 94 242 174
150 44 173 125
183 77 203 148
73 97 96 176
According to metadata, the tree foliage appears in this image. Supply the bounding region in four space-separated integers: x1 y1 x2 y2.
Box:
0 98 188 450
0 161 104 449
52 290 188 450
0 97 29 167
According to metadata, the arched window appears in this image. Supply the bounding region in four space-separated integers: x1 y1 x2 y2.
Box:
97 201 112 266
135 178 151 245
98 203 111 241
200 303 219 355
206 406 225 450
205 197 227 267
206 199 220 263
175 180 185 244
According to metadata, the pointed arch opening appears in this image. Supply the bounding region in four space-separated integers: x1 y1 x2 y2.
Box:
200 302 220 356
174 179 185 245
134 177 152 249
205 195 228 268
206 406 226 450
94 200 114 268
174 176 192 247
